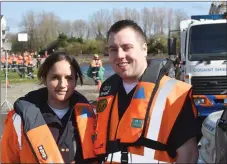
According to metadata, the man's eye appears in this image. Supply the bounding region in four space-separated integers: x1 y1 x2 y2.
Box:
123 46 132 51
109 48 117 52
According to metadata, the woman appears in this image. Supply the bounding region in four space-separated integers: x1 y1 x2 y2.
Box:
1 51 97 163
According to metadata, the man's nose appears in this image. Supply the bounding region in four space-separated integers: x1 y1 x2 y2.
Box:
116 48 125 59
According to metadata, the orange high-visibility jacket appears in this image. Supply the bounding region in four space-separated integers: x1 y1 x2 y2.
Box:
17 55 23 64
94 65 197 163
1 94 96 163
91 59 102 68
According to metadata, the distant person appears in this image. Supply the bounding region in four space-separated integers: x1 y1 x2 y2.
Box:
45 50 48 58
27 55 34 79
36 55 42 68
17 55 26 79
174 55 181 80
1 51 97 163
11 54 17 72
88 54 103 91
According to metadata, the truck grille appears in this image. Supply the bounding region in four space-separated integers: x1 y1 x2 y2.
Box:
191 76 227 95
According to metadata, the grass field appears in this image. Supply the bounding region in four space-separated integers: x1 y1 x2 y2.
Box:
0 68 39 84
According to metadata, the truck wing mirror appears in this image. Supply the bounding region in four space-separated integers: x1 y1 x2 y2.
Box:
168 38 177 56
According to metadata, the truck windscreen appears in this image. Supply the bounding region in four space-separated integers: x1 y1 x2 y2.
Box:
189 23 227 61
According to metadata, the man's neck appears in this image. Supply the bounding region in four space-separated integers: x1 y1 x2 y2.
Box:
123 64 147 84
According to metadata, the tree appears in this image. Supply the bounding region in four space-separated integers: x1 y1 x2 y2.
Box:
173 9 188 29
156 8 166 34
57 20 72 37
20 11 37 52
20 11 60 51
123 7 140 24
15 7 190 56
167 8 173 31
112 8 124 23
72 20 88 39
141 7 154 39
90 9 112 40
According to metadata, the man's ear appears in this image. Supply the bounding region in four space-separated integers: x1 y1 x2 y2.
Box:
142 43 148 57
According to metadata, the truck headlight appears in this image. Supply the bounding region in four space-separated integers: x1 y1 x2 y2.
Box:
194 98 205 104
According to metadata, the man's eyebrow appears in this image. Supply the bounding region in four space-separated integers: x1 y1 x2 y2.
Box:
109 44 133 48
121 44 133 47
108 45 117 49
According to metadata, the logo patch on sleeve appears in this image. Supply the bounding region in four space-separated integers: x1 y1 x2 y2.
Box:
38 145 48 160
131 118 143 128
96 99 108 113
100 86 111 96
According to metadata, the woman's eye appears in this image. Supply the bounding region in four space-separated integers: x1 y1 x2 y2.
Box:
51 76 58 80
66 76 73 80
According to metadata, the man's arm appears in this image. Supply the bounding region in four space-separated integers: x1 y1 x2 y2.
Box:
167 89 200 163
176 137 199 163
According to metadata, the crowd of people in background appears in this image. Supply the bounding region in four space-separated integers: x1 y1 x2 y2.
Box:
0 51 42 79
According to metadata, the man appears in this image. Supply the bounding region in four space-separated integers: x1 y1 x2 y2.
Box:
11 54 17 72
94 20 199 163
36 55 42 68
26 55 35 79
174 54 182 80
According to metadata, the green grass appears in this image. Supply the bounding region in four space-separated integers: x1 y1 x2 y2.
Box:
0 68 39 84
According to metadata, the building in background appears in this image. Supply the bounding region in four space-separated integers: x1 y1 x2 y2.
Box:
1 15 7 54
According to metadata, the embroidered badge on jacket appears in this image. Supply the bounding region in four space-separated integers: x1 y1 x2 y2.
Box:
96 99 108 113
131 118 143 128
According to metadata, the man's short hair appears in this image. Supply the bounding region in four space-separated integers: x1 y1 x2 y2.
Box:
107 19 147 43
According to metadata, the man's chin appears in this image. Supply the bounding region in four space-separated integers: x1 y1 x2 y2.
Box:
119 73 133 80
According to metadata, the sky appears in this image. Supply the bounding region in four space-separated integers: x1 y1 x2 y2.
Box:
1 1 211 33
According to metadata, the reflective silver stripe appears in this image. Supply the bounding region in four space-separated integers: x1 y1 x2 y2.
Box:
12 113 22 150
147 78 177 141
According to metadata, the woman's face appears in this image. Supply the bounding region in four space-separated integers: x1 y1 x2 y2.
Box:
45 60 76 106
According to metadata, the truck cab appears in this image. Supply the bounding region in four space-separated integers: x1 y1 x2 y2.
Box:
168 14 227 117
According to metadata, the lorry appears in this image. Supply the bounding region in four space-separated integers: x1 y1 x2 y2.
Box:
168 13 227 117
168 13 227 163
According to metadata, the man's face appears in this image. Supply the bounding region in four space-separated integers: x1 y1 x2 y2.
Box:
108 27 147 83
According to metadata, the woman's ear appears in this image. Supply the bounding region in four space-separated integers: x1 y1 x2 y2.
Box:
43 79 47 86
